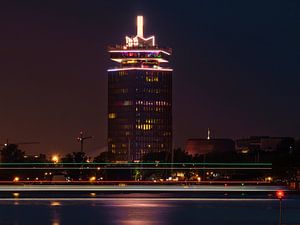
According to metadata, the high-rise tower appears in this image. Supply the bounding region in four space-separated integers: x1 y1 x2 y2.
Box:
108 16 172 161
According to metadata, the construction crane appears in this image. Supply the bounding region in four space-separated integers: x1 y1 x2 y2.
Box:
1 139 40 147
76 131 93 153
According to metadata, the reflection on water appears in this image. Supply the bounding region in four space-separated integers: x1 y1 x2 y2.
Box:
108 200 171 225
50 201 62 207
0 197 300 225
51 201 61 225
12 192 20 198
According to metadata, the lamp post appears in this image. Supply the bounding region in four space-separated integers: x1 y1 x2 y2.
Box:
276 190 284 225
77 131 93 153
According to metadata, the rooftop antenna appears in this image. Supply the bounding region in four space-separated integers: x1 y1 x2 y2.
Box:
125 15 155 47
207 128 211 140
2 139 40 147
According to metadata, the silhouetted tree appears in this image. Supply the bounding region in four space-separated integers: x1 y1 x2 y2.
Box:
0 144 25 180
94 151 114 163
1 144 25 163
173 148 192 163
61 152 89 181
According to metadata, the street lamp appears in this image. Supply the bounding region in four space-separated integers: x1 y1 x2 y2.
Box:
52 155 59 164
276 190 285 225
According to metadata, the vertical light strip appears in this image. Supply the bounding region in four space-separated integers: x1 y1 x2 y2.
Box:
137 16 144 37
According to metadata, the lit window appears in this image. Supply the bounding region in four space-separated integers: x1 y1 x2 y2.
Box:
123 100 132 106
108 113 116 119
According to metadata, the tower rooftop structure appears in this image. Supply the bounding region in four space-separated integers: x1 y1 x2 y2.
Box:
108 16 172 70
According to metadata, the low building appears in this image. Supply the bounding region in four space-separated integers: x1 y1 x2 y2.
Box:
185 138 235 156
236 136 294 153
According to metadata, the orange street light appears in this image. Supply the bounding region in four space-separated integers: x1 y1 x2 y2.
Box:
52 155 59 163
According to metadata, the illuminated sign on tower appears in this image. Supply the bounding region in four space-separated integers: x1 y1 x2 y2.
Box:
108 16 172 161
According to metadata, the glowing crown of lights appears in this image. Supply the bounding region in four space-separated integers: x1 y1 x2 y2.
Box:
125 16 155 47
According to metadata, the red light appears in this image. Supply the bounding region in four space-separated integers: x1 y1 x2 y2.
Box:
276 190 284 199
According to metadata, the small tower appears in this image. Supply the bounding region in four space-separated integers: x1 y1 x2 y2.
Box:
207 128 211 140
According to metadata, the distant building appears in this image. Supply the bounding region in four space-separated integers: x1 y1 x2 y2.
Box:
107 16 172 161
235 136 294 153
185 138 235 156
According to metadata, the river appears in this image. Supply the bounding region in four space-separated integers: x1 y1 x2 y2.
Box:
0 193 299 225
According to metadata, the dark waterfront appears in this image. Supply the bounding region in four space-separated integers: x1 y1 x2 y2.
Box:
0 194 300 225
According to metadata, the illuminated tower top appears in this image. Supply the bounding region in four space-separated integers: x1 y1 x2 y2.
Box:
108 15 172 70
125 15 155 47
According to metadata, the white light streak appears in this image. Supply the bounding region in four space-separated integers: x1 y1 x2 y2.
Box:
137 16 143 37
107 67 173 72
0 185 288 192
111 58 168 63
109 49 171 56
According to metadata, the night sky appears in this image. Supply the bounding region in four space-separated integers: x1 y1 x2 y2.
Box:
1 0 299 156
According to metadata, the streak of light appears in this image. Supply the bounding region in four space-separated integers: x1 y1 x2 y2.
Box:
0 180 270 184
0 162 272 165
50 201 61 206
0 167 272 170
0 197 279 202
0 185 288 192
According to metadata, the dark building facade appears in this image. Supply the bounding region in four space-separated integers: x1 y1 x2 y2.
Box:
185 138 235 156
107 16 172 161
235 136 295 153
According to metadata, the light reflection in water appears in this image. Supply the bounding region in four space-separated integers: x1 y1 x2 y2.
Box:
0 197 294 225
107 200 172 225
120 220 157 225
50 201 61 206
51 201 61 225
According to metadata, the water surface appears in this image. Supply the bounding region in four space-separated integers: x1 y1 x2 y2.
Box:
0 194 299 225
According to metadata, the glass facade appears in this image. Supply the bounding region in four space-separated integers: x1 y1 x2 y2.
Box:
108 69 172 161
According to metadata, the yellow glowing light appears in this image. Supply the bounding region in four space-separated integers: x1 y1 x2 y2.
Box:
108 113 116 119
13 193 20 198
265 176 273 182
177 172 184 178
50 201 61 206
13 177 20 182
90 192 96 197
136 124 152 130
52 155 59 163
89 176 96 182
